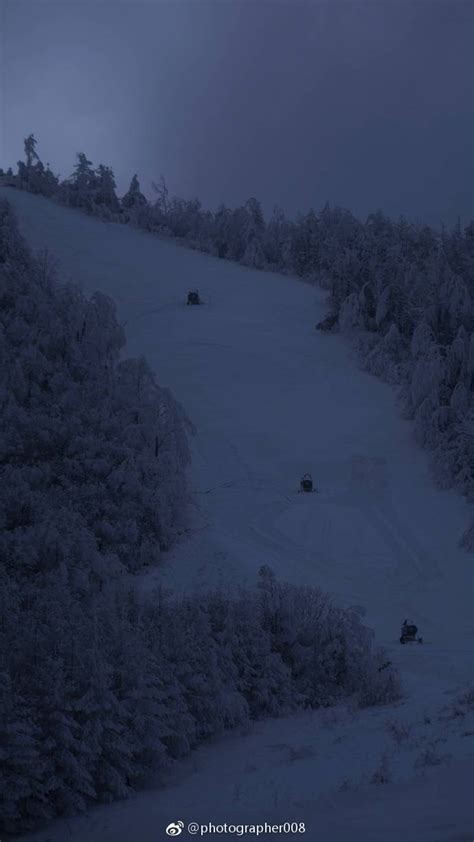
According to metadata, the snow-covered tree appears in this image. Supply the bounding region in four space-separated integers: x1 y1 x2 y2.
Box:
263 205 291 269
94 164 120 212
24 133 39 168
121 173 147 212
59 152 98 210
152 174 169 216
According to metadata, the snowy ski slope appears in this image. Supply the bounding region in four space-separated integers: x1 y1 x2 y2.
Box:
3 187 473 842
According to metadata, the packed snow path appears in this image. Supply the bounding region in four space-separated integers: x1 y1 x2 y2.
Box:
3 188 473 841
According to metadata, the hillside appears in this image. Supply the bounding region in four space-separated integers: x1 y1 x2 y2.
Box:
2 186 472 841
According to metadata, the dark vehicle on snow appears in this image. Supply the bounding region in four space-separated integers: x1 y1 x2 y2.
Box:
187 289 201 305
400 619 423 644
300 473 314 492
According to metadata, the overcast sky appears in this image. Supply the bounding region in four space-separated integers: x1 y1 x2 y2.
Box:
1 0 472 225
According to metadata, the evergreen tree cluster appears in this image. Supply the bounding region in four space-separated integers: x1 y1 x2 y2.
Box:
14 134 59 198
57 153 121 217
333 213 474 547
0 200 191 587
2 137 473 546
0 554 399 834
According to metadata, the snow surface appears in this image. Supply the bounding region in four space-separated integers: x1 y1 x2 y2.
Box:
2 187 473 841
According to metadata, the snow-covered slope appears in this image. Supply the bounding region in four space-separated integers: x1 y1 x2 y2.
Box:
3 187 472 841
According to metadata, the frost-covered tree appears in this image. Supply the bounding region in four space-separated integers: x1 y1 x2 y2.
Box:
59 152 98 210
242 197 265 252
263 205 291 269
152 174 169 216
14 134 59 197
121 173 147 213
94 164 120 212
241 236 266 269
213 203 232 258
24 133 39 168
364 323 407 383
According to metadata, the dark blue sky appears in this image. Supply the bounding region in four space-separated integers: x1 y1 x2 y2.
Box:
1 0 472 225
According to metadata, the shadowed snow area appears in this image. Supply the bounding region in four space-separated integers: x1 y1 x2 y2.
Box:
3 188 473 842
